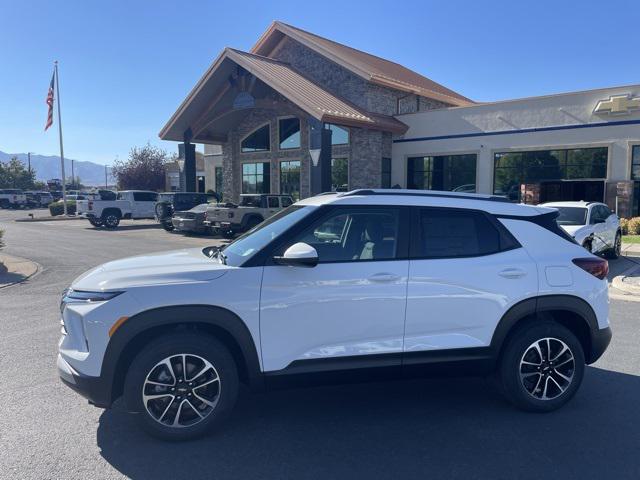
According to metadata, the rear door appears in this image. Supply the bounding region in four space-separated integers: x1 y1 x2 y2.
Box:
404 207 538 363
266 196 280 217
132 192 158 218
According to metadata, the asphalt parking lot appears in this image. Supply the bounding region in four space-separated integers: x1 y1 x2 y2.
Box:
1 209 639 480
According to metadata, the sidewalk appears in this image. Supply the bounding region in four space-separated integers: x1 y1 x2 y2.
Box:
0 253 39 288
610 243 640 297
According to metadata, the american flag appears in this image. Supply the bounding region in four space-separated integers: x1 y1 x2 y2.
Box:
45 72 54 131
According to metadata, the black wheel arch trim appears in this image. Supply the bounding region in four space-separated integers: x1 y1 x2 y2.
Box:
101 304 264 406
490 294 604 363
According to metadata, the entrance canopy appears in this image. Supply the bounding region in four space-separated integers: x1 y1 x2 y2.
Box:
159 48 408 144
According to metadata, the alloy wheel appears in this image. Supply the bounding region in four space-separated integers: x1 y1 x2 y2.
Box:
615 234 622 257
519 337 575 400
142 354 221 428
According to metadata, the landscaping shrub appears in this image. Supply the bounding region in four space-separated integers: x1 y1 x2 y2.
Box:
49 200 76 216
627 217 640 235
620 218 629 235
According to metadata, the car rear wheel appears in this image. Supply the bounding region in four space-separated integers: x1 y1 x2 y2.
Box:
88 218 103 228
124 333 239 441
102 212 120 229
500 321 584 412
162 221 175 232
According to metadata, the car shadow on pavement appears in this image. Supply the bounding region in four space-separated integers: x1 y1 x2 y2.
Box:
96 367 640 480
84 224 162 232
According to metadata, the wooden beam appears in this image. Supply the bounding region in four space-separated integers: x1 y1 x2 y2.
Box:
191 83 231 138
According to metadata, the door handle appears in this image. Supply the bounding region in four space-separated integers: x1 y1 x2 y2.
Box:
368 273 401 283
498 268 526 279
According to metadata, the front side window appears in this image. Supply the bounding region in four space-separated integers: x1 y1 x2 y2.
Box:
280 160 301 200
331 158 348 192
326 124 349 145
133 192 158 202
268 196 279 208
242 162 270 194
279 118 300 150
241 124 270 153
417 209 502 258
285 208 400 263
407 154 476 192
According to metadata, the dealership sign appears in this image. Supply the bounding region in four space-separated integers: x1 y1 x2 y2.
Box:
593 94 640 115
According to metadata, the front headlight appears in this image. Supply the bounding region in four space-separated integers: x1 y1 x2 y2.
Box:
60 289 123 313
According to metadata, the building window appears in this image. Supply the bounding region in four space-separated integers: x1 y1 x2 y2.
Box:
280 160 301 200
214 166 223 198
632 145 640 180
242 162 270 194
493 147 608 201
332 158 349 191
381 158 392 188
326 124 349 145
407 154 477 192
279 118 301 150
241 124 270 153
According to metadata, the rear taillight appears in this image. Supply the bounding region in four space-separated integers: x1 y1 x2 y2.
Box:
572 257 609 280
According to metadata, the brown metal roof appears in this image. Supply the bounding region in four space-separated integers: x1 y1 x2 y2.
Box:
252 22 474 107
228 49 407 133
159 48 408 141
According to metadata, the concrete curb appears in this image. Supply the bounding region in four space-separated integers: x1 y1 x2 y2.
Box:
0 253 40 289
14 215 82 222
610 247 640 296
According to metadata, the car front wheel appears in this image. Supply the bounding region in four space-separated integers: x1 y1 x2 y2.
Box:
500 321 585 412
124 333 239 441
102 213 120 229
605 232 622 259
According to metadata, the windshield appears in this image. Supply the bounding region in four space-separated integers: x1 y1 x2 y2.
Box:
216 206 314 266
553 207 588 226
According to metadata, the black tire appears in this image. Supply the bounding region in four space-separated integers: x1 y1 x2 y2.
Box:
155 202 170 219
605 232 622 260
88 218 103 228
222 230 235 239
123 333 239 441
102 211 121 229
500 320 585 412
162 221 175 232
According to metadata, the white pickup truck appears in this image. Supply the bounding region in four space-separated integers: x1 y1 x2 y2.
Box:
76 190 159 228
0 189 27 209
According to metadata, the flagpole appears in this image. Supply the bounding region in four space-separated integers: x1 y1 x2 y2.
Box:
54 61 68 215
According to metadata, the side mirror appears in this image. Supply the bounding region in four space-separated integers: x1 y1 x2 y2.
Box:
273 242 319 268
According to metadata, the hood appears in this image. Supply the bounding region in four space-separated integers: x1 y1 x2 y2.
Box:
559 224 590 242
72 248 230 291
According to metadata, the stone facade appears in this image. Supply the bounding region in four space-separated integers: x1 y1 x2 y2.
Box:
216 36 451 202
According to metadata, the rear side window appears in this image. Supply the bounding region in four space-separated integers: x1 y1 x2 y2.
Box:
415 208 515 258
133 192 158 202
281 197 293 207
268 197 279 208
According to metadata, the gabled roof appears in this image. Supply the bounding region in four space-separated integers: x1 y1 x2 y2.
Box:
252 21 474 107
159 48 408 142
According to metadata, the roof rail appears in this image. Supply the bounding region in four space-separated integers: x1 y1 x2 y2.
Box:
341 189 511 203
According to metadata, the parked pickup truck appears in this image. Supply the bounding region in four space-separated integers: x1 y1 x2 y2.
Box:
204 194 294 237
0 189 27 209
76 190 159 228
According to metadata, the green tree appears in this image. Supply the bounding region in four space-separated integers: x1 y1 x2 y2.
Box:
0 157 37 189
112 144 173 191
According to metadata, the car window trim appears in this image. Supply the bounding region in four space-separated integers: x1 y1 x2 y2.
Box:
409 206 522 260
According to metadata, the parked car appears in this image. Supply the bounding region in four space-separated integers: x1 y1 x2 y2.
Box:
0 189 27 209
25 191 54 208
204 194 294 237
155 192 219 231
76 190 159 228
58 189 611 440
540 201 621 258
171 204 211 235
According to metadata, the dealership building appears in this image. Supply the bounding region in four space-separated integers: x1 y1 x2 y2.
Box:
160 21 640 217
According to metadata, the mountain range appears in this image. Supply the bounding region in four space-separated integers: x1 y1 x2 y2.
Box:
0 151 110 186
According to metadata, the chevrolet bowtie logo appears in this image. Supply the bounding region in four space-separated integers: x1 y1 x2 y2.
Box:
594 94 640 115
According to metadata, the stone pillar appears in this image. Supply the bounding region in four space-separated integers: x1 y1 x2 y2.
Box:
182 133 196 193
308 119 332 195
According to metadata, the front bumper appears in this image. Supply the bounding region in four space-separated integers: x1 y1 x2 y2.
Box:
588 326 612 364
57 354 112 408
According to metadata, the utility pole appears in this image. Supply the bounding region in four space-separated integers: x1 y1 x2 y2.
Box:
71 159 75 188
104 165 108 188
27 152 31 174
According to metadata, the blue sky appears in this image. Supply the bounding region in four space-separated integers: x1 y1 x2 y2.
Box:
0 0 638 165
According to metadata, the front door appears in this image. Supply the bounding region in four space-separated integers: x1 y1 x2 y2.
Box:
404 207 538 362
259 206 409 372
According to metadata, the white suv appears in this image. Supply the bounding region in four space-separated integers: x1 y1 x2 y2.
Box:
58 189 612 440
539 201 621 258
